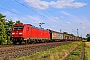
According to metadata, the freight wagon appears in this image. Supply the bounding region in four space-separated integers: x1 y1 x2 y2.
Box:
49 30 64 42
63 34 69 41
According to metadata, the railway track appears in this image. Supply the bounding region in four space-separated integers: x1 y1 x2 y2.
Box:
0 41 72 60
63 42 85 60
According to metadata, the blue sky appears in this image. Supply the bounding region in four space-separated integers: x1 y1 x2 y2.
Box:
0 0 90 38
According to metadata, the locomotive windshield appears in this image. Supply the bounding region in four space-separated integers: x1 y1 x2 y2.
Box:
13 26 24 30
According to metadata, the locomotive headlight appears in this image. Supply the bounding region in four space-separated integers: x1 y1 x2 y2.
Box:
12 33 15 34
19 32 22 34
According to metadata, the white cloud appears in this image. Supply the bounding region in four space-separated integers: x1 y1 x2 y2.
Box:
82 27 85 29
50 0 86 8
80 22 84 24
24 0 86 10
67 22 70 24
61 16 64 18
24 0 49 10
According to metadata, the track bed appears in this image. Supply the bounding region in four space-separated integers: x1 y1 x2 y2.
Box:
63 42 85 60
0 41 72 60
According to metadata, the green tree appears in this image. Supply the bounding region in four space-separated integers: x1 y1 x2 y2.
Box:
6 20 15 35
0 21 6 44
69 34 74 36
6 20 15 44
63 32 68 34
0 13 14 44
86 34 90 41
0 13 7 44
0 13 23 44
15 20 23 24
0 14 6 23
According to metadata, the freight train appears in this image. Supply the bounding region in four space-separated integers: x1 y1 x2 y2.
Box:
10 24 82 44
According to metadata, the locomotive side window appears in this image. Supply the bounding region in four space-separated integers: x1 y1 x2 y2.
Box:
19 26 23 30
13 27 18 30
13 26 24 30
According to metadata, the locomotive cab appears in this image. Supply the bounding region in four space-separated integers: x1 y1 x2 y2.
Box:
12 26 23 37
11 24 24 44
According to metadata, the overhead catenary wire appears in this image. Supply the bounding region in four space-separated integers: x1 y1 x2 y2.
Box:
13 0 49 20
0 0 53 29
1 0 68 33
24 1 81 36
28 0 60 27
1 0 32 15
1 0 67 31
31 0 64 28
13 0 65 31
34 0 69 28
0 6 38 22
13 0 59 27
13 0 62 25
33 0 75 32
0 1 41 26
0 0 41 22
34 0 72 32
35 0 56 17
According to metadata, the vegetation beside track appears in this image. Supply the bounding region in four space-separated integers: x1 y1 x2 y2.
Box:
85 42 90 60
0 13 22 45
66 42 84 60
15 42 82 60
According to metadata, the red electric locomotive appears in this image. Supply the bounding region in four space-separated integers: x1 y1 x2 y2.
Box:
10 24 50 44
10 24 82 44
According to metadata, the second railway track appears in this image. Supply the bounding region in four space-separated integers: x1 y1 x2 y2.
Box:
63 42 85 60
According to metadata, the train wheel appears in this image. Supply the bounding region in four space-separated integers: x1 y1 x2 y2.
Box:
25 40 27 44
19 41 22 44
25 40 29 44
33 40 37 44
13 41 17 44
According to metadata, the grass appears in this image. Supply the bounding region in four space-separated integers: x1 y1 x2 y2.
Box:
15 42 81 60
84 42 90 60
66 42 84 60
